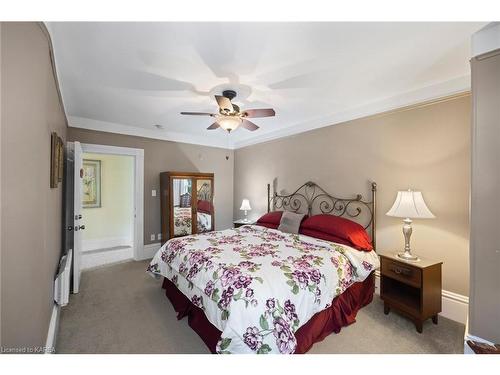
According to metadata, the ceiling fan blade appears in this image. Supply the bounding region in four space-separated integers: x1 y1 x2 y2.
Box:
215 95 234 113
206 122 220 130
180 112 216 116
242 108 275 118
241 119 260 131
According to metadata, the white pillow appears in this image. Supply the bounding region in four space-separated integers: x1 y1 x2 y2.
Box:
278 211 305 234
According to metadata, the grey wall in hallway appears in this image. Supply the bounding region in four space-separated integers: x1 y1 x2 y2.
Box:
1 22 67 349
469 49 500 343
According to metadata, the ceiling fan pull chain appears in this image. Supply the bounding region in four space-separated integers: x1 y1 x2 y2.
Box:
225 132 230 160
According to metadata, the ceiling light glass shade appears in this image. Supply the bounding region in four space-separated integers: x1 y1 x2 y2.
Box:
217 116 241 131
386 190 435 219
240 199 252 211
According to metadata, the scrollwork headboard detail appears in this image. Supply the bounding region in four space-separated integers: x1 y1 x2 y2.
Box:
267 181 377 251
197 182 212 201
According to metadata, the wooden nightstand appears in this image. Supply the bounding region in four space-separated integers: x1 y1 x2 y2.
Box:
380 253 442 333
233 219 256 228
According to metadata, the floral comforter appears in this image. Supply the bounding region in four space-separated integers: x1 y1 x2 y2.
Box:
197 212 212 233
174 207 192 236
147 225 379 354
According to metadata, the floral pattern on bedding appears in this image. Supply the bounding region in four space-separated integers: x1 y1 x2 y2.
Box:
147 225 379 354
174 207 192 236
197 212 212 233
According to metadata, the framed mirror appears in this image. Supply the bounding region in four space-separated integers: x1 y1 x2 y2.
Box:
160 172 214 242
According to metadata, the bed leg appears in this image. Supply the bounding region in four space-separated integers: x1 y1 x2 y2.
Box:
383 303 390 315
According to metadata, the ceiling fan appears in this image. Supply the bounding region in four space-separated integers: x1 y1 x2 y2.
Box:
180 90 275 132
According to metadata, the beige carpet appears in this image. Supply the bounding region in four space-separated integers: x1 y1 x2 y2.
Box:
57 260 465 354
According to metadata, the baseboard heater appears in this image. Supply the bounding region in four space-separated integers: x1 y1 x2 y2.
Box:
54 249 72 306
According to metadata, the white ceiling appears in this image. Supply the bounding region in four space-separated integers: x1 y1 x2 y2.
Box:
47 22 485 149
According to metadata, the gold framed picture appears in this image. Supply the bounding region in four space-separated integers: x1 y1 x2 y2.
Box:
50 132 64 188
82 159 102 208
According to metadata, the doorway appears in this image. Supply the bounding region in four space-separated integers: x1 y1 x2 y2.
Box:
69 142 144 293
81 152 134 269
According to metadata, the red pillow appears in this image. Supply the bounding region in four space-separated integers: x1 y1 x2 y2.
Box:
299 228 353 247
256 211 283 226
300 214 373 251
255 222 280 230
197 200 212 214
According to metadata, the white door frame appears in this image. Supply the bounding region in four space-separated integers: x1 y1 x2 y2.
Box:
81 143 144 261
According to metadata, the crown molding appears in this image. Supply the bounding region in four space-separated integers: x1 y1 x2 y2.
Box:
68 116 234 149
68 75 470 150
233 75 471 149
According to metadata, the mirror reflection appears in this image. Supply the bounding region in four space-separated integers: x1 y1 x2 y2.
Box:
173 178 192 236
196 179 213 233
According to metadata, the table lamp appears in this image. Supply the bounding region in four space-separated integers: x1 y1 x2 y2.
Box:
386 189 435 261
240 199 252 222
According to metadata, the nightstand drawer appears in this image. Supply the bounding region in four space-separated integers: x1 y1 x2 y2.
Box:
381 258 421 287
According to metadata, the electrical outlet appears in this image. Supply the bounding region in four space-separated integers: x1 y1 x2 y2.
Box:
150 234 155 241
152 189 157 197
157 233 162 240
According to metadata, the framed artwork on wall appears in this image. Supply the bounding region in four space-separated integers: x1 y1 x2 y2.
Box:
82 159 101 208
50 132 64 188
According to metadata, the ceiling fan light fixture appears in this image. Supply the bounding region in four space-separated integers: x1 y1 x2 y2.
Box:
180 92 274 133
217 116 241 132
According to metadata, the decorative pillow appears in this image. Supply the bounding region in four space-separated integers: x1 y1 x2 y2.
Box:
278 211 305 234
197 200 212 214
300 214 373 251
256 211 283 226
179 193 191 208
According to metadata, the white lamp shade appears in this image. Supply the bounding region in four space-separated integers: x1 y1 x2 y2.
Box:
386 190 435 219
239 199 252 211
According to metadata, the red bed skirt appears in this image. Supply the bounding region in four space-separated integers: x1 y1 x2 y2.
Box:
161 272 374 354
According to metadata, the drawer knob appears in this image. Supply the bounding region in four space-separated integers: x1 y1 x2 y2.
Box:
391 267 410 276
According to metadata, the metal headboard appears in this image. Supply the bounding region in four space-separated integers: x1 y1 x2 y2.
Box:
267 181 377 251
197 182 212 201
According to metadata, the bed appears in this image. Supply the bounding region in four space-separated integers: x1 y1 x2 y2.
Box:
148 181 379 354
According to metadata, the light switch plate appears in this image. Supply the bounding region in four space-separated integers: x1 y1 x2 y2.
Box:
157 233 162 240
150 234 155 241
151 189 157 197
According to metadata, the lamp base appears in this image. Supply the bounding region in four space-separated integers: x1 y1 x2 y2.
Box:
397 251 420 262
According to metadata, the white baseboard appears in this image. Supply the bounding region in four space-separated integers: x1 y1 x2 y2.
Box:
81 246 134 269
138 242 162 260
441 290 469 324
374 270 469 324
82 236 132 252
45 304 59 354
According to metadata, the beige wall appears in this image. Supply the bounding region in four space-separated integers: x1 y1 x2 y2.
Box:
68 128 234 244
234 95 471 296
82 153 134 246
1 23 67 349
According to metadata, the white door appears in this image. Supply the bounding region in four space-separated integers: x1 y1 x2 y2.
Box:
73 141 83 293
